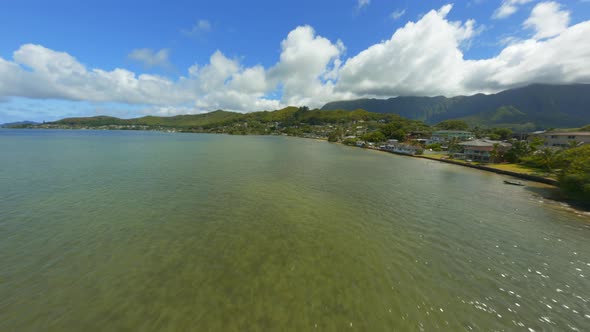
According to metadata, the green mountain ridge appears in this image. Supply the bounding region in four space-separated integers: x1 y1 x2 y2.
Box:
33 107 428 136
0 121 40 127
321 84 590 129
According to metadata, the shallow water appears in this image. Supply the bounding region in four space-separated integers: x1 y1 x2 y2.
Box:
1 129 589 331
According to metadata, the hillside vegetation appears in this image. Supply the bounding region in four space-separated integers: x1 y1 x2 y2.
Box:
322 84 590 130
30 107 429 138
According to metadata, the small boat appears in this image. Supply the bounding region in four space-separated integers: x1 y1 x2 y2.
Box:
504 180 524 186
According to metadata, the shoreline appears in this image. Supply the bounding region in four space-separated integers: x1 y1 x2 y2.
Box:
343 143 557 186
1 127 558 186
352 144 590 214
414 155 558 186
6 127 588 212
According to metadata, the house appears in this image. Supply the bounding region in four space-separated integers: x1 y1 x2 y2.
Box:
529 131 590 148
429 130 474 144
392 144 423 155
386 139 399 145
382 143 422 155
458 139 512 163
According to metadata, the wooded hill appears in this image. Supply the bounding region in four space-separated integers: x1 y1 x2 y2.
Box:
38 107 428 134
322 84 590 130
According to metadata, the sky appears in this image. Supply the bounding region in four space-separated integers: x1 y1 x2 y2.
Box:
1 0 589 123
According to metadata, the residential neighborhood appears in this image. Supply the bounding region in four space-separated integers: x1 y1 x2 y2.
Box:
529 131 590 148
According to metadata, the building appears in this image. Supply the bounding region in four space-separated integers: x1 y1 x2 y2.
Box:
392 144 423 155
429 130 474 144
529 131 590 148
459 139 512 163
382 143 422 155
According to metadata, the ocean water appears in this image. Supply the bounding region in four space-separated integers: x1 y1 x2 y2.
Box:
1 129 589 331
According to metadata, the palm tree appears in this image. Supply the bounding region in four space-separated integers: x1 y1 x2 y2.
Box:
538 147 559 172
568 140 581 149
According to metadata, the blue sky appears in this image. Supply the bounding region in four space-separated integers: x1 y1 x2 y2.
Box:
1 0 589 123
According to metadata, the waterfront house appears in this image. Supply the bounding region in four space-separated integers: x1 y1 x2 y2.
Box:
386 139 399 145
459 139 512 163
381 143 422 155
429 130 474 144
392 144 423 155
528 131 590 148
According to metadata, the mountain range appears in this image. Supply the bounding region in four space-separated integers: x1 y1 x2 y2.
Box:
322 84 590 130
0 121 39 127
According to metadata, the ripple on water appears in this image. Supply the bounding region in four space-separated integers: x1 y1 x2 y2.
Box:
1 131 590 331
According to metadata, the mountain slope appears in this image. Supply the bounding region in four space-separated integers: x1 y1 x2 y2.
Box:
322 84 590 129
1 121 40 127
54 110 242 128
45 107 422 130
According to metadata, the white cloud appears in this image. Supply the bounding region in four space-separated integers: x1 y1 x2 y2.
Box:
128 48 171 68
463 20 590 92
493 0 533 19
182 19 212 36
267 25 348 107
357 0 370 9
0 44 278 112
390 9 406 20
1 3 590 119
336 3 590 97
523 1 570 39
336 5 477 97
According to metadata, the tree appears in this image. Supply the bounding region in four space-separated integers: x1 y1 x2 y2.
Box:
538 147 560 172
492 128 513 140
489 143 507 163
528 136 544 152
327 127 343 142
380 122 402 138
447 137 463 154
504 140 532 163
435 120 469 131
556 145 590 205
362 131 386 143
568 140 582 149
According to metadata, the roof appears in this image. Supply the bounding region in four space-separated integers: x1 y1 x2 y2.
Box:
459 139 511 148
433 130 473 134
540 132 590 136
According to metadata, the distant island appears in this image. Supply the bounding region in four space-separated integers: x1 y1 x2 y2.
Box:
0 121 39 128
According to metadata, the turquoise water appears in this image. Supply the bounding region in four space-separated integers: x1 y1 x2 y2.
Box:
1 129 589 331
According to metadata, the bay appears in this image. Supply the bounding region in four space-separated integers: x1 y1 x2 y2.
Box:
1 129 589 331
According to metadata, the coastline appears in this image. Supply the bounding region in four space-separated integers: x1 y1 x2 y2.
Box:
349 144 590 214
414 155 558 185
1 127 557 186
340 143 558 186
5 127 589 214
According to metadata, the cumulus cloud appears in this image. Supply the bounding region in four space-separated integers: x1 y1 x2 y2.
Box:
1 3 590 119
523 1 570 39
390 9 406 20
0 44 279 112
493 0 533 19
128 48 171 68
336 4 477 97
268 25 347 106
463 20 590 91
336 3 590 97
